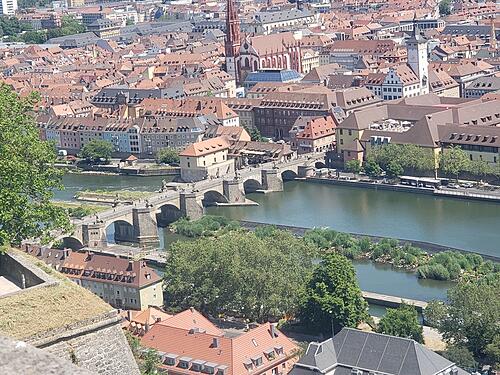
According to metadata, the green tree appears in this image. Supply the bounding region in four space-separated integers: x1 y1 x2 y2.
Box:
299 253 368 334
243 125 264 142
370 144 436 174
0 84 69 246
164 229 315 322
440 146 469 180
385 160 404 178
156 147 180 165
467 159 492 179
377 303 423 343
363 157 382 177
345 159 361 174
141 349 161 375
485 335 500 370
21 30 47 44
423 300 447 328
443 345 477 370
427 277 500 359
80 139 113 164
439 0 452 16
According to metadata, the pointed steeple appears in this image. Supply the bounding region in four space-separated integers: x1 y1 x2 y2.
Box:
225 0 241 82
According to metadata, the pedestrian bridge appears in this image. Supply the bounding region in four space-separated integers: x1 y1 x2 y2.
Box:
60 155 324 249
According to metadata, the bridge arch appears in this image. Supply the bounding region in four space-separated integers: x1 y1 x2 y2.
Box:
202 190 228 207
281 169 298 181
106 219 134 244
156 203 183 227
243 178 262 193
60 236 84 250
315 161 327 169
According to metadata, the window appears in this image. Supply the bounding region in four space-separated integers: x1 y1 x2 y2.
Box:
348 130 352 136
340 139 343 145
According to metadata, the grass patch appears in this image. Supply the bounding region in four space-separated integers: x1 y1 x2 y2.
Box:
0 249 111 340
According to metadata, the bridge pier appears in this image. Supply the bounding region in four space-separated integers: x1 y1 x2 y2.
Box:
298 165 315 178
261 169 283 192
82 223 107 248
132 207 160 246
223 179 245 203
180 192 203 220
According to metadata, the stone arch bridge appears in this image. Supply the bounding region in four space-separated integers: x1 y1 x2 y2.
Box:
62 157 323 249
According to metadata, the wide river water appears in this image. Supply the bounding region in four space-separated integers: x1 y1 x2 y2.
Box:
56 173 500 307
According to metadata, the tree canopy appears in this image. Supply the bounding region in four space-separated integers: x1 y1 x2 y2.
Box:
164 228 315 322
80 139 113 164
299 252 368 334
439 146 470 180
370 144 436 176
425 276 500 362
156 147 180 165
0 84 69 245
345 159 361 174
439 0 452 16
377 303 423 343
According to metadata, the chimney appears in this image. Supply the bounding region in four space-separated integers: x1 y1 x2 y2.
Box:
270 324 278 338
212 337 219 348
127 310 133 322
145 322 150 333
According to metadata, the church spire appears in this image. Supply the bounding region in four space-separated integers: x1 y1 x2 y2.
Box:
225 0 241 83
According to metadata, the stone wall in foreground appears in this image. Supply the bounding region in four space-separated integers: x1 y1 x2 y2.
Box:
33 312 140 375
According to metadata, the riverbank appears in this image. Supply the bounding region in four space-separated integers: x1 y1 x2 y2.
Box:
306 176 500 203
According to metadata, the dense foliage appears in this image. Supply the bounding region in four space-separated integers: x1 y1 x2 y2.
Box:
345 159 361 174
439 0 452 16
164 228 315 322
243 124 264 142
299 252 368 334
303 228 426 268
377 303 423 343
1 16 86 44
357 144 499 180
304 228 498 281
156 147 180 165
18 0 52 8
417 251 498 281
444 345 478 370
79 139 113 164
0 84 69 245
171 215 240 237
370 144 436 176
425 276 500 366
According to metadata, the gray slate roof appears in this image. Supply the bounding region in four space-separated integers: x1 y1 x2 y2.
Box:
290 328 470 375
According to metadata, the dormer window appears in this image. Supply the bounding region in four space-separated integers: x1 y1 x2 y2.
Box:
243 359 253 371
252 356 263 367
178 357 192 369
264 348 276 360
164 353 178 366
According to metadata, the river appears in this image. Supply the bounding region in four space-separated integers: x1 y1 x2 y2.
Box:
55 174 500 306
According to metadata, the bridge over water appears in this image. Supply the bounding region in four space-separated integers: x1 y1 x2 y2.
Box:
60 155 325 249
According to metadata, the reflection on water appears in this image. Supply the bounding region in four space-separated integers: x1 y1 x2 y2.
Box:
353 260 453 302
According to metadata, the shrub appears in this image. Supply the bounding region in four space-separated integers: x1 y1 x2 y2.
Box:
417 264 451 280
